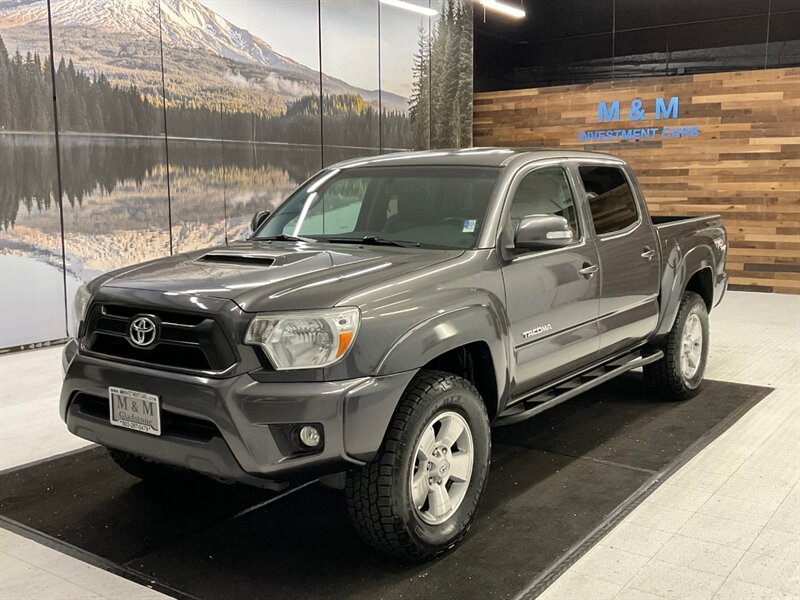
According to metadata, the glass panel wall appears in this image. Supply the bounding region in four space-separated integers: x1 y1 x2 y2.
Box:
0 0 473 348
51 0 172 291
0 10 71 347
320 0 380 166
379 0 427 150
159 0 226 253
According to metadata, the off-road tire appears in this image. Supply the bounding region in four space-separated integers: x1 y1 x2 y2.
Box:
345 370 491 561
644 291 709 401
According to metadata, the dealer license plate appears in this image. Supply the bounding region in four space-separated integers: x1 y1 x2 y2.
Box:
108 387 161 436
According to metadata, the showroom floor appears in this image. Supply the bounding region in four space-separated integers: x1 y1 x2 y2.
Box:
0 291 797 600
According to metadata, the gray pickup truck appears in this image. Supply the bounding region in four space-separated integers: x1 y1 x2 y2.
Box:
61 148 727 560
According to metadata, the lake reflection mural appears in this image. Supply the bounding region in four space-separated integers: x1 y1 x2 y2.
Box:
0 0 473 348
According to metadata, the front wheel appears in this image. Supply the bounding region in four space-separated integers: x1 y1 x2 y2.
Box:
644 290 709 400
345 370 491 561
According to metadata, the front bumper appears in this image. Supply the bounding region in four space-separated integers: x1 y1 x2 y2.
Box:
61 340 416 488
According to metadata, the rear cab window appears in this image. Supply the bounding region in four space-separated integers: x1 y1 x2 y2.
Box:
578 165 639 235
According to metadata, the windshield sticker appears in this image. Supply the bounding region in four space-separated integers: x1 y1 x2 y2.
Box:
463 219 477 233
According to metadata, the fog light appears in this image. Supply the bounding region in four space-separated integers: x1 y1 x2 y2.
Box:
299 425 321 448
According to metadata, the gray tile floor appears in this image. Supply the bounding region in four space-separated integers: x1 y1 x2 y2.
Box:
536 292 800 600
0 291 798 600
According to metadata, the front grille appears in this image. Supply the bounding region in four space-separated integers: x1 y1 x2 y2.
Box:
72 393 220 443
83 303 238 373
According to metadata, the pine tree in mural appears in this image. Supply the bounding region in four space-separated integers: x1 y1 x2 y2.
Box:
0 33 414 148
455 0 473 146
409 25 431 149
0 37 13 130
0 39 54 132
409 0 473 150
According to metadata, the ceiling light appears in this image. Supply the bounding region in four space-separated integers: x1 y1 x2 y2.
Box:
379 0 438 17
481 0 526 19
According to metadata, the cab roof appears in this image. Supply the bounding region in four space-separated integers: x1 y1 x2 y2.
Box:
330 147 624 170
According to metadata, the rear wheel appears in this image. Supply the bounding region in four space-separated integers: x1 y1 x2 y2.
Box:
345 370 491 561
644 291 709 400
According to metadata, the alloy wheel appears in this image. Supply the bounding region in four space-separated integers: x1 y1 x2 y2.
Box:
409 411 474 526
680 312 703 379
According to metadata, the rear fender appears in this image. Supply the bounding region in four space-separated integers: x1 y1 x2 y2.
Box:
656 244 715 337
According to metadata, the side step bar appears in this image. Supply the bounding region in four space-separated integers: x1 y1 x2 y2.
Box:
494 349 664 427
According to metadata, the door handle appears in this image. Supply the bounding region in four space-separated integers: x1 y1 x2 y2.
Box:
579 263 598 277
641 247 656 261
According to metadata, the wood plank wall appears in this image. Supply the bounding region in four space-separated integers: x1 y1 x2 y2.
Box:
473 68 800 294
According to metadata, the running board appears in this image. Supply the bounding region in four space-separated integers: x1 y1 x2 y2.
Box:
494 349 664 427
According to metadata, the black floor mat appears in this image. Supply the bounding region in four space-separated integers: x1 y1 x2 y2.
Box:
0 376 771 600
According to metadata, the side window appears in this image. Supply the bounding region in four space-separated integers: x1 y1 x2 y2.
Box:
578 166 639 235
508 167 580 238
283 178 367 236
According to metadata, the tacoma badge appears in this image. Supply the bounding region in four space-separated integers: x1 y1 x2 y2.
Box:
522 324 552 339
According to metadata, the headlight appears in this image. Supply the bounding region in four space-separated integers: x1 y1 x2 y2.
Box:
244 308 360 370
70 284 92 338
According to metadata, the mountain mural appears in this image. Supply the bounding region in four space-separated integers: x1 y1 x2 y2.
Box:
0 0 473 348
0 0 408 115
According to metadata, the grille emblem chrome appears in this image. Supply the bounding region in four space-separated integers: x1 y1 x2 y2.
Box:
129 316 158 347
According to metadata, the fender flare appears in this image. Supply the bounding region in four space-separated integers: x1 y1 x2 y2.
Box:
655 244 715 337
375 304 510 406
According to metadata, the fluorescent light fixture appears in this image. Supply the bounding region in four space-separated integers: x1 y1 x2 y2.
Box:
481 0 526 18
379 0 438 17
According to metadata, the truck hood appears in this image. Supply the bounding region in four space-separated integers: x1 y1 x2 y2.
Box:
98 241 463 312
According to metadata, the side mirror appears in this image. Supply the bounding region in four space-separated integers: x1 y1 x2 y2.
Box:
251 210 271 232
514 214 574 250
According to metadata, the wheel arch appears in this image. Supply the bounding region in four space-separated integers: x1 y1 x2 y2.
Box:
375 305 510 419
655 244 716 337
420 342 499 420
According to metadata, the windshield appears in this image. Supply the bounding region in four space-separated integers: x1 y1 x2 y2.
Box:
254 166 500 249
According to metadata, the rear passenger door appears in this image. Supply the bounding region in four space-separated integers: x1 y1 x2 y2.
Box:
576 163 660 358
499 164 601 396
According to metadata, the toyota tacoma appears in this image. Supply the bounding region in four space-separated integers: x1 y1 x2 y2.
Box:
61 148 727 561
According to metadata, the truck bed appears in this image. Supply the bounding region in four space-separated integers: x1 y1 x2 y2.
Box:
652 214 725 247
652 213 728 327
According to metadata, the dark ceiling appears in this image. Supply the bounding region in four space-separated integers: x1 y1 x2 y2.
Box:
474 0 800 91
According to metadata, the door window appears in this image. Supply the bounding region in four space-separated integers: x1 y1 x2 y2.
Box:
578 166 639 235
508 167 580 239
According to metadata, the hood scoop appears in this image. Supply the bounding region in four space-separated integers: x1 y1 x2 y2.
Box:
197 253 276 267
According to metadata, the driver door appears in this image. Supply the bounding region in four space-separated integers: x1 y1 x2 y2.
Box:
499 164 601 397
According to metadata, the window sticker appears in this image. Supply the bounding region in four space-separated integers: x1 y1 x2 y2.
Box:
463 219 477 233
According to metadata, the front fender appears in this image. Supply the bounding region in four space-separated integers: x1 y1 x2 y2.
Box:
656 244 715 337
375 304 510 408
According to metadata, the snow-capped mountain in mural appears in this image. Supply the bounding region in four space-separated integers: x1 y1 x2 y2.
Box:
0 0 407 112
3 0 307 73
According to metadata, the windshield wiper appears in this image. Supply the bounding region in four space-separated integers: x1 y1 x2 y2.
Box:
327 235 420 248
257 233 316 243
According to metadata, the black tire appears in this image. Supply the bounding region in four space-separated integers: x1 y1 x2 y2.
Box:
644 291 709 401
106 447 184 484
345 370 491 561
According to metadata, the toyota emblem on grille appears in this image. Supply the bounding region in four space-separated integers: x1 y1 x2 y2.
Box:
129 316 158 347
